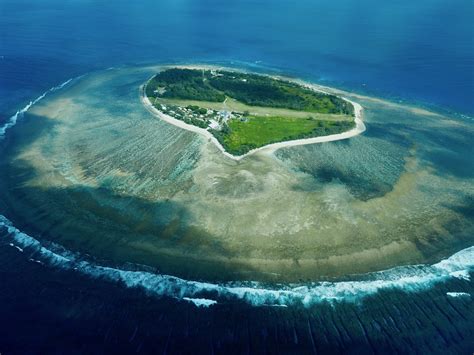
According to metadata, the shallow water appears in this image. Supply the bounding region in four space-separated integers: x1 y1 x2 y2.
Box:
1 1 473 351
0 65 472 285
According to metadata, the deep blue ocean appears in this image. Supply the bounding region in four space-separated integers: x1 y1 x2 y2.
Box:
0 1 473 353
1 0 473 121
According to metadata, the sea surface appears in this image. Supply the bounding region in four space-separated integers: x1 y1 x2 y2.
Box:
0 0 473 353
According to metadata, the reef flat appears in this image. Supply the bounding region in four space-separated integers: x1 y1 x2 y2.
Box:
0 65 472 284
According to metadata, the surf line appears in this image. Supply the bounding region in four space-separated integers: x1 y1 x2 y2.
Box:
1 213 472 308
0 76 82 139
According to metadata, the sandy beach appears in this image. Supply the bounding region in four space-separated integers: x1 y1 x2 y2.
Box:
141 68 365 161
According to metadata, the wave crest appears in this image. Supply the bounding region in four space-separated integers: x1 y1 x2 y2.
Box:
0 78 76 139
1 214 472 307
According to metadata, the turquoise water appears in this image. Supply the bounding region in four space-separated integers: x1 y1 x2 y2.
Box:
0 1 473 352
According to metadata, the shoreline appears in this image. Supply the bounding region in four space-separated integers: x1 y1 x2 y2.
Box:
141 67 365 161
1 65 472 294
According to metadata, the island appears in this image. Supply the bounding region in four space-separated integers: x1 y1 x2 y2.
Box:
142 67 364 158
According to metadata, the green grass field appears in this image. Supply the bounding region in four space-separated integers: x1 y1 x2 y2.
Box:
212 116 355 155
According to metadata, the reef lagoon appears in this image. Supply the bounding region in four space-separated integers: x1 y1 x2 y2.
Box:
1 65 473 352
1 0 473 353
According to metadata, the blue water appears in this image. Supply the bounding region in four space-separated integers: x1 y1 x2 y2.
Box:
0 1 473 352
1 0 473 120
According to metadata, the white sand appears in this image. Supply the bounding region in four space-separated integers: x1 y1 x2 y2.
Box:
141 71 365 161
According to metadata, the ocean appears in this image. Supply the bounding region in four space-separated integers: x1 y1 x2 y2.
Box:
0 0 473 353
1 0 473 118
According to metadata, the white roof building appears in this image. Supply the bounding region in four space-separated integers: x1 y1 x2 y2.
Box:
209 120 221 130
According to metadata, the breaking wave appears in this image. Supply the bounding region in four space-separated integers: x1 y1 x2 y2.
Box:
0 77 77 139
1 214 472 308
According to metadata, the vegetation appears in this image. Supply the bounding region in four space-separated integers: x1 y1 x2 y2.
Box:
208 71 353 115
186 105 208 115
146 68 357 156
212 116 355 156
147 68 353 115
146 68 225 102
154 102 211 129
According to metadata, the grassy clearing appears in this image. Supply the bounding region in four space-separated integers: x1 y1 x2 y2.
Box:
156 97 352 122
211 116 355 156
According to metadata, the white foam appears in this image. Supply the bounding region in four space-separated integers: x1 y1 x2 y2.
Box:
8 242 23 252
0 78 75 139
183 297 217 307
1 214 472 307
446 292 470 298
29 258 44 265
448 270 471 281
